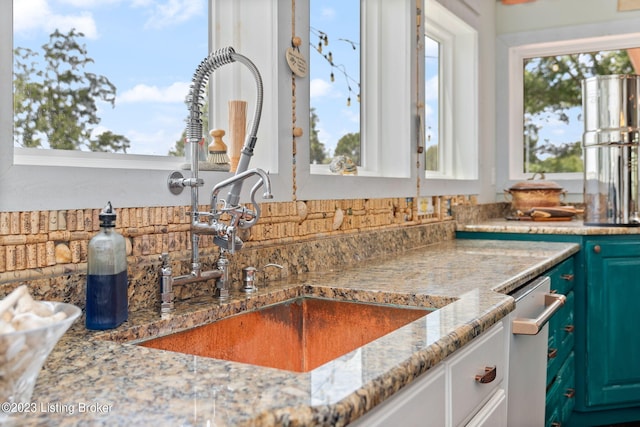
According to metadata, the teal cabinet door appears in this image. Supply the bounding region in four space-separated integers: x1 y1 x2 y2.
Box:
585 238 640 407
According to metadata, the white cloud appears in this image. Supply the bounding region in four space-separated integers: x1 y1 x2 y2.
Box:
310 78 341 99
123 128 181 155
322 7 336 19
14 0 98 39
59 0 121 6
143 0 206 30
118 82 190 104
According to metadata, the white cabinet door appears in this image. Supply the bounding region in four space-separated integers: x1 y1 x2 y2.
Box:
349 364 446 427
465 388 507 427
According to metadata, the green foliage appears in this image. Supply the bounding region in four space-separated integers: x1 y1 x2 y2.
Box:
13 29 129 152
169 90 209 157
334 132 360 165
309 108 329 164
425 145 438 171
523 49 633 173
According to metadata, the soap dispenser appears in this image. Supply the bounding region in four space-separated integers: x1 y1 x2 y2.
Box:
86 201 128 330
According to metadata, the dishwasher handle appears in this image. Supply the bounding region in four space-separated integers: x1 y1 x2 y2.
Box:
512 293 566 335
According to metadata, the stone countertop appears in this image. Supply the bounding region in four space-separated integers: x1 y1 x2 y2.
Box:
10 239 579 427
457 218 640 235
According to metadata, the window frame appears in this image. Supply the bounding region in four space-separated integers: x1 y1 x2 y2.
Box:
1 0 288 212
419 0 480 196
497 21 640 196
1 0 480 211
300 0 418 200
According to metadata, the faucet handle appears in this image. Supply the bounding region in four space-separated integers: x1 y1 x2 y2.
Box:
241 266 258 293
240 263 283 293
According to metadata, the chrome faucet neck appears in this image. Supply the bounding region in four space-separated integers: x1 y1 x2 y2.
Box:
161 47 270 314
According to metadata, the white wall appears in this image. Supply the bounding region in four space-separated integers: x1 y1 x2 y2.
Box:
496 0 640 35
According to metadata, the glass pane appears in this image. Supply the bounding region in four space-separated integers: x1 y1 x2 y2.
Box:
309 0 361 166
13 1 207 156
522 49 635 174
425 35 439 172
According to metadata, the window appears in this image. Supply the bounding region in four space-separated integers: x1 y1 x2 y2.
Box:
13 0 207 157
423 0 478 182
522 49 635 175
424 34 440 172
301 0 416 195
1 0 438 210
1 0 284 212
500 26 640 194
309 1 361 167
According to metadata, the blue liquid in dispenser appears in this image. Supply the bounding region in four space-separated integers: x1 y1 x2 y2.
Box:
86 201 129 330
86 270 128 330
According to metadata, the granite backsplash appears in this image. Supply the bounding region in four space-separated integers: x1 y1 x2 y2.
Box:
0 196 481 312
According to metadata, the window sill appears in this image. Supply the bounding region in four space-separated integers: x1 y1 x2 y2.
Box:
14 147 186 171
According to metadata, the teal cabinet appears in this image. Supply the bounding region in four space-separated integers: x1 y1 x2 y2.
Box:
546 258 576 427
585 239 640 407
457 231 640 426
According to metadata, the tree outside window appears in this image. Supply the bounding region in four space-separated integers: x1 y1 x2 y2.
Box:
522 49 635 174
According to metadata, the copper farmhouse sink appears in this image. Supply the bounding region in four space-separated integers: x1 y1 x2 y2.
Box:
139 297 431 372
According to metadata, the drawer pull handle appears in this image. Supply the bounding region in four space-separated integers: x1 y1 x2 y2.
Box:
564 388 576 398
548 348 558 359
551 422 562 427
561 273 574 281
475 366 497 384
513 293 566 335
564 325 575 333
594 245 601 254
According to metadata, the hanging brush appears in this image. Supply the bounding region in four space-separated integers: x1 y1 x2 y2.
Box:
207 129 230 172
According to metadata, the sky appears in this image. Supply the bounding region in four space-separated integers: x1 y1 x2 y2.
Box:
309 0 361 157
13 0 208 156
12 0 440 159
12 0 365 158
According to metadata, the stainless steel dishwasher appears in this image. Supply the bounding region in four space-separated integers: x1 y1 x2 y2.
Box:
507 276 566 427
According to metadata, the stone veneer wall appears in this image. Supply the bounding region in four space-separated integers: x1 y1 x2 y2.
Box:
0 196 475 311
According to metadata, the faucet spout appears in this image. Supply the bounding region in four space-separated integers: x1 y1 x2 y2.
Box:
211 168 273 215
162 47 270 311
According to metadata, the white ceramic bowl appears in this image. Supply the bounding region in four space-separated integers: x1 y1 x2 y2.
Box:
0 302 81 407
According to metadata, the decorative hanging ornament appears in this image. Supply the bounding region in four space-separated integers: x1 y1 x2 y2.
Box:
286 36 308 78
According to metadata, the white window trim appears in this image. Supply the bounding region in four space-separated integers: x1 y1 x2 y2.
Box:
1 0 288 212
419 0 479 197
497 20 640 197
2 0 468 211
424 15 454 179
297 0 417 200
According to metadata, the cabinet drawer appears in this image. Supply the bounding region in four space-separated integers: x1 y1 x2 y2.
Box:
546 352 575 427
465 388 507 427
547 291 575 384
350 364 446 427
549 257 575 295
451 323 506 427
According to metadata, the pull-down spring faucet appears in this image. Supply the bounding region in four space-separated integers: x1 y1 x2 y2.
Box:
163 47 272 312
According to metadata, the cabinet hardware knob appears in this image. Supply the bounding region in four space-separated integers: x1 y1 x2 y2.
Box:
475 366 497 384
564 325 575 333
593 245 601 254
551 422 562 427
564 388 576 398
561 273 574 281
548 348 558 359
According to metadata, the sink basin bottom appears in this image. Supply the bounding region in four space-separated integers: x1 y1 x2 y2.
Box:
139 297 431 372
